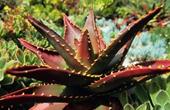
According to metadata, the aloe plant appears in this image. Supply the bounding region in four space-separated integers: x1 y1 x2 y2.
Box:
0 6 170 110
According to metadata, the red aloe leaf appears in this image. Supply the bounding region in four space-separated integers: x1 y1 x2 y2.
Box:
99 75 155 98
75 30 94 67
89 62 170 93
5 66 99 86
0 84 64 99
96 27 106 51
86 7 162 75
106 39 133 70
0 85 39 98
19 38 67 69
0 93 87 106
84 9 100 55
135 60 170 68
27 16 86 71
0 84 94 107
63 14 82 49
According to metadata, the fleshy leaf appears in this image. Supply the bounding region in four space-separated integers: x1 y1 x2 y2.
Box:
84 9 100 55
135 60 170 68
106 39 133 71
89 62 170 93
19 38 67 69
0 85 92 107
6 65 99 86
96 27 106 51
27 16 86 71
75 30 93 67
63 14 81 49
86 7 162 75
0 85 40 98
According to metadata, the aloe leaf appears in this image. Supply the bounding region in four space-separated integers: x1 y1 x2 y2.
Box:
96 27 106 51
0 84 94 107
63 14 81 49
84 9 100 55
0 85 41 98
89 64 170 93
75 30 94 67
135 60 170 68
106 39 133 71
86 7 162 75
0 91 87 107
5 65 99 86
27 16 86 71
19 38 67 69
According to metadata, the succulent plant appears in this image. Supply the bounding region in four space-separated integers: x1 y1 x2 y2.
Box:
0 6 170 110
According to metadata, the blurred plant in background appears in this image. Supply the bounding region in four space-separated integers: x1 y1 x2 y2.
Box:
124 31 167 65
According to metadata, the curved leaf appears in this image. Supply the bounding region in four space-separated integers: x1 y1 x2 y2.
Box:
135 60 170 68
86 7 162 75
63 14 81 49
0 84 94 107
89 64 170 93
76 30 93 67
84 9 100 55
6 65 99 86
19 38 67 69
27 16 86 71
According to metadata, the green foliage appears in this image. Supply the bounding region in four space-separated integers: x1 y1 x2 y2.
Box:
124 103 135 110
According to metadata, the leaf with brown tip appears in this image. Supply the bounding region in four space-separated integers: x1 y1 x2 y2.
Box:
86 7 162 75
6 66 99 86
27 16 86 71
19 38 67 69
89 60 170 93
63 14 81 49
